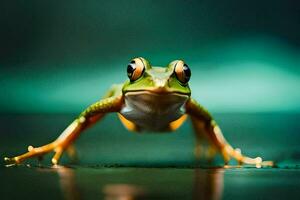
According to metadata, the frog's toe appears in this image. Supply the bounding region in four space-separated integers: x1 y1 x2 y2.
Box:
220 145 273 167
4 156 20 166
241 156 262 165
243 157 274 167
229 147 274 167
260 160 274 167
51 147 64 165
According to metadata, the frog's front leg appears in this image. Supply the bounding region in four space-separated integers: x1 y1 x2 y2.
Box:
186 98 272 166
4 95 124 165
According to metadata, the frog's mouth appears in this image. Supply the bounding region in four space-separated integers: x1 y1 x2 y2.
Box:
123 88 191 96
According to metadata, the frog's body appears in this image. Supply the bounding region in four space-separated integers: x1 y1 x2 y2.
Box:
5 57 271 166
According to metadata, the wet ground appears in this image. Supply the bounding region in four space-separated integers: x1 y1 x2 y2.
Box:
1 165 300 200
1 113 300 199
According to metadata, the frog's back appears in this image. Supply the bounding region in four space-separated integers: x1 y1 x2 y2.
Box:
119 91 189 132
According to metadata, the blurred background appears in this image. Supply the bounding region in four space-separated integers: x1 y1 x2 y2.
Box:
1 0 299 113
0 0 300 165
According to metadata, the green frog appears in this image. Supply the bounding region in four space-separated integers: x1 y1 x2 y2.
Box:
4 57 271 166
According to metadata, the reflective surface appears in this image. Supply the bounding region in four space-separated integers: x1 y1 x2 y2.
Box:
1 113 300 199
1 165 300 200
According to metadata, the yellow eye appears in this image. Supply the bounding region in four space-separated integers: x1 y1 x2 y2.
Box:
127 58 146 82
174 60 191 84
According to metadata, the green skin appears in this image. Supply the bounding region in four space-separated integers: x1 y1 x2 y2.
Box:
122 60 191 95
4 57 271 166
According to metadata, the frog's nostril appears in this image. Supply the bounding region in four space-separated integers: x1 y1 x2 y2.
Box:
154 78 167 88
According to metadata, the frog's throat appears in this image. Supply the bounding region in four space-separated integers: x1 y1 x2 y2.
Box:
123 91 190 114
120 91 189 131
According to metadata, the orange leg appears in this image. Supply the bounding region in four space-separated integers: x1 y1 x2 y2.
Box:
186 98 273 167
5 114 103 165
4 95 124 165
191 116 273 166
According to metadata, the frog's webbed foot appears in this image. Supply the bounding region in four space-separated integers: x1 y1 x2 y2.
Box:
4 118 85 165
4 142 79 165
4 140 69 165
221 144 273 167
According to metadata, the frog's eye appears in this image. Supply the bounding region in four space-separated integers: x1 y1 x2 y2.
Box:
174 61 191 84
127 58 145 82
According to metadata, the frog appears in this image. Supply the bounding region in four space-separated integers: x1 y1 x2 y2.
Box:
4 57 271 166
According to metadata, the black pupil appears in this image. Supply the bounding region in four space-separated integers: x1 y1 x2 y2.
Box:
127 62 136 78
183 64 191 82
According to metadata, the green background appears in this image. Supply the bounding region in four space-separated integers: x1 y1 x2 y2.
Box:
1 0 299 113
0 0 300 165
0 0 299 167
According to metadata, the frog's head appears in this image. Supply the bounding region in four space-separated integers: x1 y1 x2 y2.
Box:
122 57 191 96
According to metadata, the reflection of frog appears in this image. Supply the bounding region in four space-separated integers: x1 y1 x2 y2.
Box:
5 57 269 166
55 166 224 200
